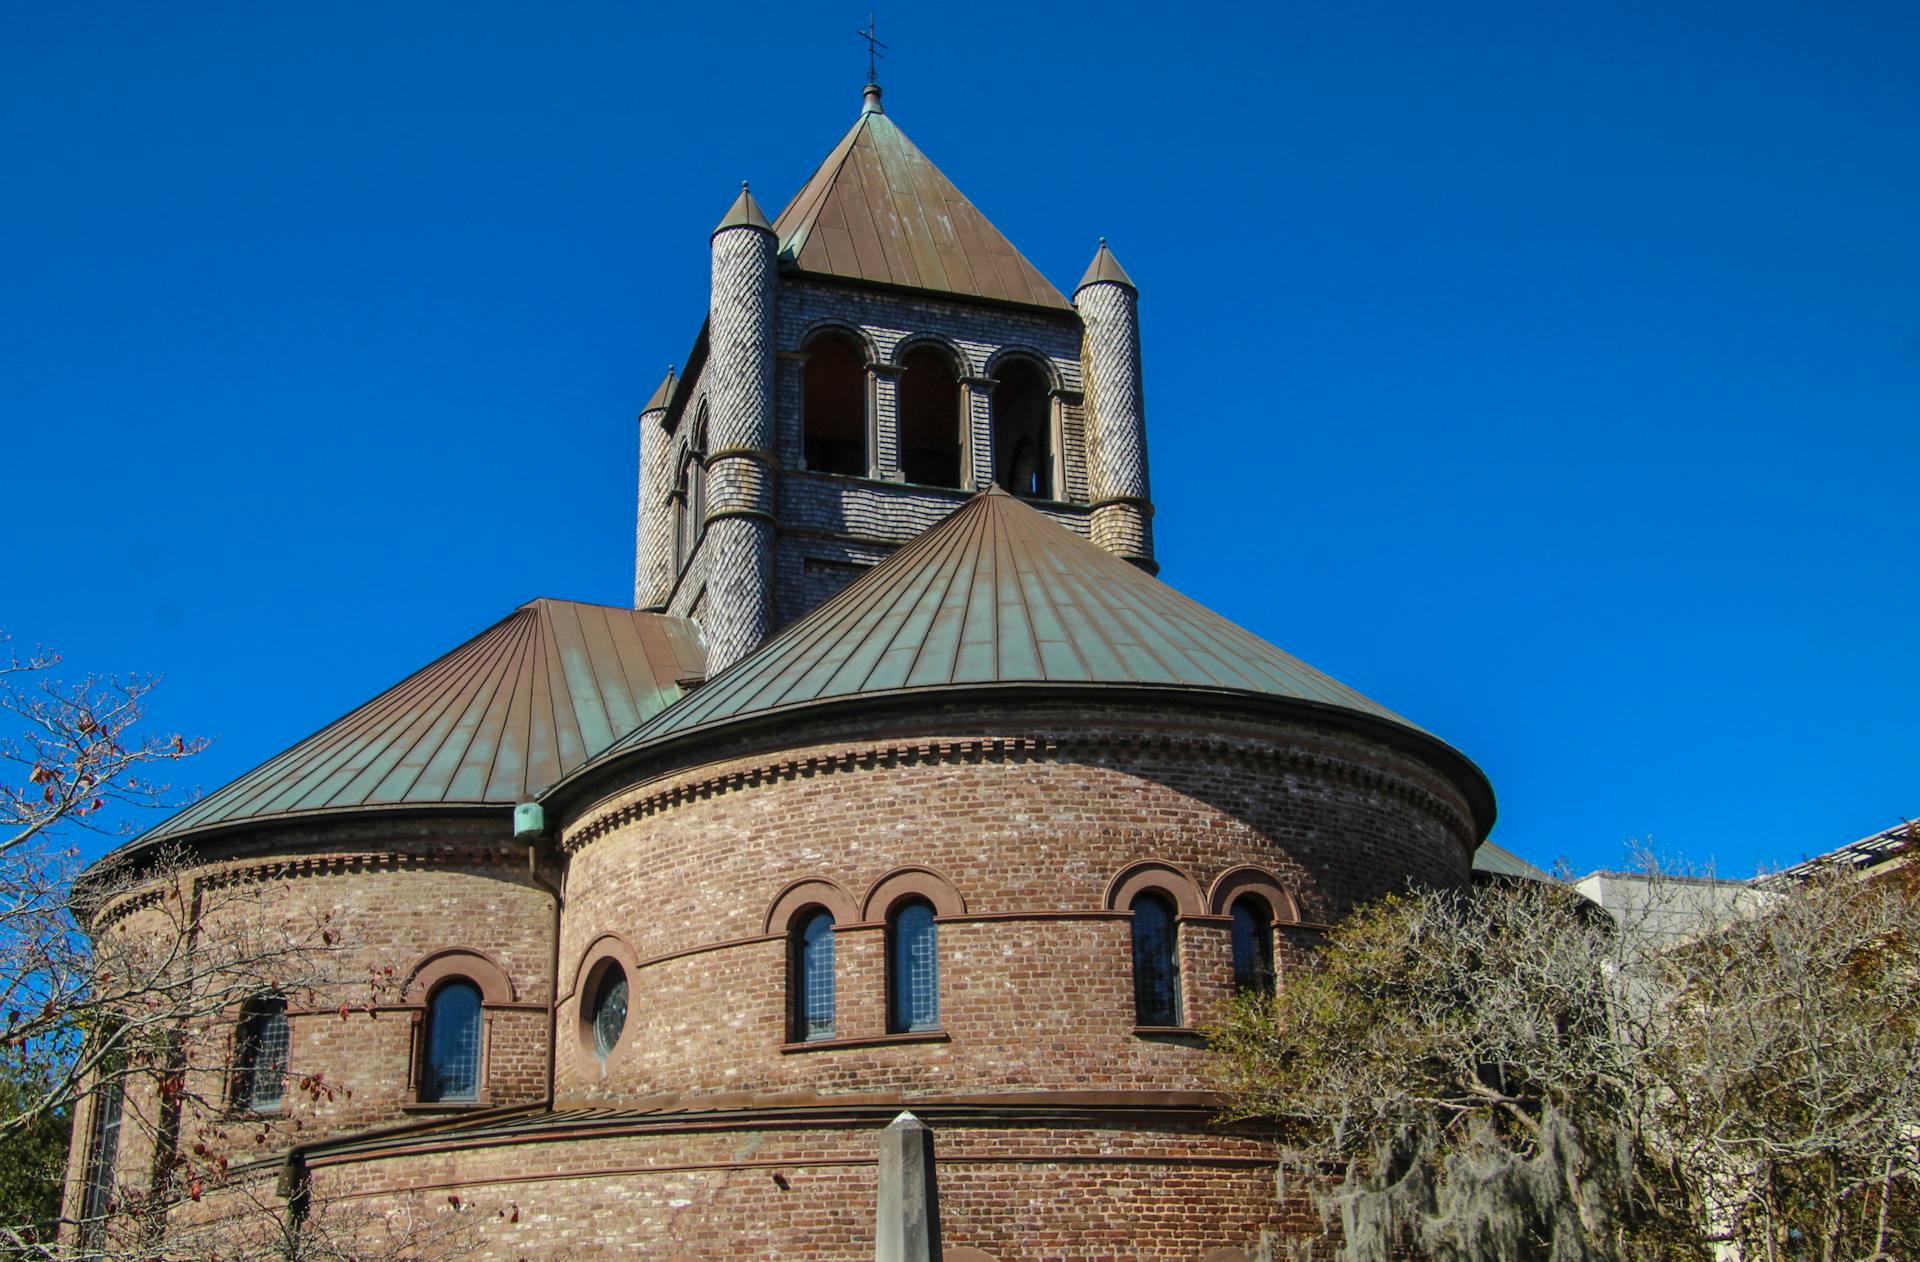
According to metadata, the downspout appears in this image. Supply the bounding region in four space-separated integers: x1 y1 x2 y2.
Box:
517 804 564 1108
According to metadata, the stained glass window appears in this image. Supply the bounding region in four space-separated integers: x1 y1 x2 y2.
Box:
235 995 289 1110
1230 897 1276 997
888 900 939 1033
422 981 482 1102
1131 893 1182 1026
795 909 836 1041
591 965 628 1060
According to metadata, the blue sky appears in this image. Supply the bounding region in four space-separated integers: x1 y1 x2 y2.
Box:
4 2 1914 878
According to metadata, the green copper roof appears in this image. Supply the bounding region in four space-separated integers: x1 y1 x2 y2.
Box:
140 600 704 844
602 488 1427 756
713 181 773 236
1075 238 1136 294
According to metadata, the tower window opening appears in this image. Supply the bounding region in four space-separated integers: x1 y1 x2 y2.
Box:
887 899 940 1033
898 346 963 489
233 994 290 1111
421 980 482 1103
803 333 867 476
791 907 837 1042
1230 897 1276 998
1130 891 1181 1027
992 359 1051 499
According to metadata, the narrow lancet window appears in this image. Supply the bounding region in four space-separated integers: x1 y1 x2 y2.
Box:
793 908 837 1041
422 980 482 1102
992 358 1051 499
1230 897 1276 997
79 1071 125 1245
887 900 940 1033
898 346 963 488
1130 892 1181 1026
803 333 868 476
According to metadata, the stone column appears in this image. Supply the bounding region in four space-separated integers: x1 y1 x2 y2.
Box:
960 375 997 492
1074 240 1157 572
874 1112 942 1262
633 368 677 611
703 183 779 672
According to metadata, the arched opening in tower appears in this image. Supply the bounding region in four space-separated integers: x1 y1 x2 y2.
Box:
898 346 963 489
802 332 867 476
992 358 1052 499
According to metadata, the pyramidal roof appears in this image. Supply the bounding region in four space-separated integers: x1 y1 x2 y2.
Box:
596 490 1470 773
142 600 704 844
770 86 1070 311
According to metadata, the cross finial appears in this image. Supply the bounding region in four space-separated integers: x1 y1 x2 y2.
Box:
857 14 887 85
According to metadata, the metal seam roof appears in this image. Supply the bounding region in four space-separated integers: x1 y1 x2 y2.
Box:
769 102 1070 312
140 600 704 843
593 488 1431 762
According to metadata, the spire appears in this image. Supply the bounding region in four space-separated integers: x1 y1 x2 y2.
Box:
1075 237 1136 295
642 365 676 414
713 181 773 237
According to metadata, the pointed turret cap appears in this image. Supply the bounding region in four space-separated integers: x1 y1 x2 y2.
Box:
770 93 1068 310
576 488 1494 839
641 366 677 415
713 181 773 236
1075 237 1136 295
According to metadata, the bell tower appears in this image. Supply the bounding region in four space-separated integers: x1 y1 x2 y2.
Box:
636 84 1156 671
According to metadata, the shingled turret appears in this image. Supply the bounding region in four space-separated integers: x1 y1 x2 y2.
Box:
1075 238 1155 572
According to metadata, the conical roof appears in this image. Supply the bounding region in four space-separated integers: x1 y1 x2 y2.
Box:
714 181 773 235
641 367 677 414
1076 238 1136 293
770 92 1069 311
140 600 704 844
598 490 1467 771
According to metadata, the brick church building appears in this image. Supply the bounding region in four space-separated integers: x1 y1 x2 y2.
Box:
72 82 1495 1260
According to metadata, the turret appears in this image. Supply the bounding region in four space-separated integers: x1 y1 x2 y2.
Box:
633 366 677 610
701 182 779 672
1074 239 1156 572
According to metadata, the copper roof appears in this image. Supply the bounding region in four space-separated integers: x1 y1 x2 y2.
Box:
1075 238 1136 293
599 488 1450 759
143 600 704 842
770 87 1070 311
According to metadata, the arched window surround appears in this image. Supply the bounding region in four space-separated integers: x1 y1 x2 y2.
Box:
789 906 839 1043
402 949 514 1107
571 932 640 1075
886 898 941 1034
1105 861 1204 1032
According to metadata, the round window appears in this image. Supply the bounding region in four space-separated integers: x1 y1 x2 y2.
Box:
590 963 628 1060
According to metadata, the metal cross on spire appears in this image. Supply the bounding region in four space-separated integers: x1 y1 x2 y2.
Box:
857 14 887 85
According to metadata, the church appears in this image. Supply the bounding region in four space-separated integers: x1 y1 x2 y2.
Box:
71 80 1495 1260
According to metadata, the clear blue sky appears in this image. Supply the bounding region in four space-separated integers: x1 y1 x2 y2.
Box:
4 2 1914 878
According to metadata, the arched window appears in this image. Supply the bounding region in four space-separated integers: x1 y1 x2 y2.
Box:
1130 892 1182 1027
421 980 482 1103
1230 897 1276 997
992 358 1051 499
887 899 940 1033
688 407 709 543
589 962 628 1061
898 346 962 489
803 332 867 476
233 994 289 1111
791 908 837 1042
671 455 692 573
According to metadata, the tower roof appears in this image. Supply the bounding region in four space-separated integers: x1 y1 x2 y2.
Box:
588 491 1491 838
1075 237 1137 294
770 88 1069 311
641 366 677 414
136 600 705 845
714 181 773 236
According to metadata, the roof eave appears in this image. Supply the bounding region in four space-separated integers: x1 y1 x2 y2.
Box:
546 681 1496 847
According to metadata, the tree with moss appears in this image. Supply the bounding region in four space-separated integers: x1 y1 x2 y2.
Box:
1207 854 1919 1261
